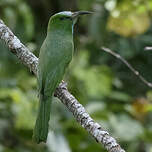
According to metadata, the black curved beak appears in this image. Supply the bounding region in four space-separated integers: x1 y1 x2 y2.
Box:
72 11 93 18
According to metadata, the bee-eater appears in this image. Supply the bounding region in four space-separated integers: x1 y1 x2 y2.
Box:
33 11 92 143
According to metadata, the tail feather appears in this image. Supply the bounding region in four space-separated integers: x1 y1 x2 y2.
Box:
33 93 52 143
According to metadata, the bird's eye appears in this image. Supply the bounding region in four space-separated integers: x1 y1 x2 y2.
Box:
60 17 72 20
65 17 72 20
60 17 65 20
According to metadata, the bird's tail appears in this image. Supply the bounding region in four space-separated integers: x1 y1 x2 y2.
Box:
33 93 52 143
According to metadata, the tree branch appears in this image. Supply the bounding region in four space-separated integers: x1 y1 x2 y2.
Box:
0 19 125 152
102 47 152 88
144 46 152 51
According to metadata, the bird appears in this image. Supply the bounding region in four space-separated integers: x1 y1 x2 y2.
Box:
33 11 92 143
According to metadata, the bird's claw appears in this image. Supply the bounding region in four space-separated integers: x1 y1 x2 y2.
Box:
60 80 67 90
54 80 67 97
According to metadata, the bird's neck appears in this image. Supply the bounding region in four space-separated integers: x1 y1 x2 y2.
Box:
47 27 73 42
47 22 74 40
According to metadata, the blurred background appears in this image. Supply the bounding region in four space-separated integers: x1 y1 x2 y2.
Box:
0 0 152 151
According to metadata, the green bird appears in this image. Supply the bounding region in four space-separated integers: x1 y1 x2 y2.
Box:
33 11 92 143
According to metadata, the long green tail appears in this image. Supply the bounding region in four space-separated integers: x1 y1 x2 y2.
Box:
33 93 52 143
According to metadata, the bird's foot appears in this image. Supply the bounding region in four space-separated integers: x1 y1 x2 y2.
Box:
60 80 67 90
54 80 67 97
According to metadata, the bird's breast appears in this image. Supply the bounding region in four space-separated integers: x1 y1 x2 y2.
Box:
43 35 74 63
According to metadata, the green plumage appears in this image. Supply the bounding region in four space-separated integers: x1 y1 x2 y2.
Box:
33 11 92 143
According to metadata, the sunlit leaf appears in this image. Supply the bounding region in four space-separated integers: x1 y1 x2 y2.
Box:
107 1 151 37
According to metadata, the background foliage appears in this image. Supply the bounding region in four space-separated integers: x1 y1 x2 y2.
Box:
0 0 152 151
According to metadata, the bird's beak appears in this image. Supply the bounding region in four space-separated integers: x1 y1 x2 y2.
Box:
72 11 93 18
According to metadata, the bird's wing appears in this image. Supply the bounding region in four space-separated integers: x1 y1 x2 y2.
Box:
44 64 65 95
38 58 70 97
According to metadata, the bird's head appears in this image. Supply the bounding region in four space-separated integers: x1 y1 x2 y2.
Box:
47 11 92 32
